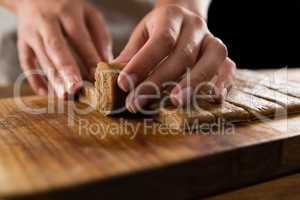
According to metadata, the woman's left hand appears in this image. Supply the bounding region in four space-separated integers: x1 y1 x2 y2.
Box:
114 5 236 113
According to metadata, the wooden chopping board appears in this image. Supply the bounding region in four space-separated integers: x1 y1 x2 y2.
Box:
1 96 300 199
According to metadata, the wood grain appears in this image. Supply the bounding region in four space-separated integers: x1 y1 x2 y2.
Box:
2 69 300 199
206 173 300 200
1 95 300 199
0 84 34 99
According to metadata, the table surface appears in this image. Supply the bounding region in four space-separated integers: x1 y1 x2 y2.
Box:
1 69 300 200
207 173 300 200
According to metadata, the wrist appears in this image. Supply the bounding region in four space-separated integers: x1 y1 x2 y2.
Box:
155 0 210 19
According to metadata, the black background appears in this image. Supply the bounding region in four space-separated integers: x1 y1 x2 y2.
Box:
208 0 300 69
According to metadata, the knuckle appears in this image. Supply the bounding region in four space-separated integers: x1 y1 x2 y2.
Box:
159 30 177 49
85 3 105 20
64 21 88 43
228 59 236 69
191 71 209 85
213 38 228 59
18 32 39 49
162 4 184 16
90 7 104 19
21 52 31 64
38 13 56 24
18 26 36 40
70 31 89 45
57 1 73 13
180 44 197 65
65 21 80 36
46 37 63 50
31 39 42 51
192 15 206 29
225 58 237 75
76 30 89 41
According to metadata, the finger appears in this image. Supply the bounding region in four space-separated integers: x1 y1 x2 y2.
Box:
61 12 100 79
18 39 48 95
113 20 148 64
117 14 183 92
212 58 236 103
126 18 207 111
171 35 228 106
125 81 160 113
113 21 148 94
85 4 113 62
38 18 82 95
29 32 67 99
125 90 136 113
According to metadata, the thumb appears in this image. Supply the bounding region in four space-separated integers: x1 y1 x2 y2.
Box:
113 21 148 91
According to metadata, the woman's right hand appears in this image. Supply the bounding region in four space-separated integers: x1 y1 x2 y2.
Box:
15 0 112 97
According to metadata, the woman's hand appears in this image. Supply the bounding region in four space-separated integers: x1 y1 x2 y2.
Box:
114 5 236 112
16 0 112 97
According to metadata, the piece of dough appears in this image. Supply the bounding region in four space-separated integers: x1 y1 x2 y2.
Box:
226 88 285 119
78 67 300 130
158 105 216 131
237 70 300 99
78 84 98 108
95 62 127 115
235 79 300 113
156 98 250 131
199 100 250 122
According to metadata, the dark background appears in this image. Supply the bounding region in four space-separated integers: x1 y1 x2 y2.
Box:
208 0 300 69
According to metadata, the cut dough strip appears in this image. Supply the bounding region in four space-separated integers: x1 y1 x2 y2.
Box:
78 64 300 130
78 62 127 115
95 62 127 115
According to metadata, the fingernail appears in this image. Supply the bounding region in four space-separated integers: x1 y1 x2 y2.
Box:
214 87 227 104
133 96 147 113
171 85 181 97
38 87 48 96
171 87 193 106
55 83 67 99
63 74 83 95
125 93 134 112
118 73 137 92
128 104 137 113
68 80 83 95
126 103 134 113
107 51 114 62
103 47 114 62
